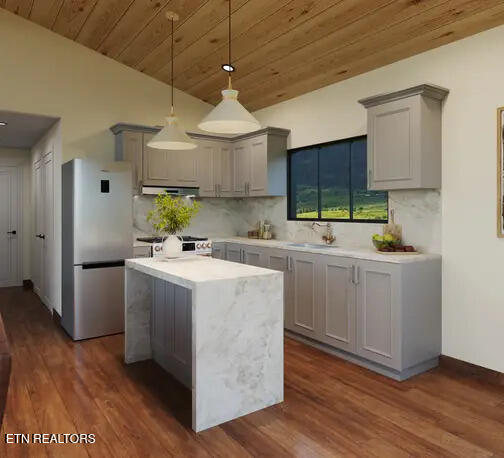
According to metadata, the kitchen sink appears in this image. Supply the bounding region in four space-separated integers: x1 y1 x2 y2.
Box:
286 243 338 249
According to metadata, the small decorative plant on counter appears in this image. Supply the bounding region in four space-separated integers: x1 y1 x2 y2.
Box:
147 194 201 256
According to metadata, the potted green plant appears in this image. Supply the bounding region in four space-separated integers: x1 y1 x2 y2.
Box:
147 194 201 256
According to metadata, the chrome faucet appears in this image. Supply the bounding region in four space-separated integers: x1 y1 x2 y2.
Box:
311 222 336 245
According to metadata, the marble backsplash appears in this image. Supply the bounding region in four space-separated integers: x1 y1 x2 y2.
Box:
134 189 441 254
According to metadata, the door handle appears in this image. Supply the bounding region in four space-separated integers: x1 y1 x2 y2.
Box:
7 230 16 235
36 234 45 240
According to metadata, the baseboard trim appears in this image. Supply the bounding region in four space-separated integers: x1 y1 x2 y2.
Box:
22 280 33 290
285 331 438 381
440 355 504 386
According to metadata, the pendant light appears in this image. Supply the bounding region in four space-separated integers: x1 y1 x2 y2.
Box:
148 12 196 150
198 0 261 134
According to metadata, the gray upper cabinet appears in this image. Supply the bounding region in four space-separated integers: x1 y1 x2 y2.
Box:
113 129 143 194
112 124 289 197
143 133 198 187
359 84 449 190
196 139 233 197
233 129 289 197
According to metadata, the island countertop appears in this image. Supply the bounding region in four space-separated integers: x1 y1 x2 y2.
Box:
126 256 279 290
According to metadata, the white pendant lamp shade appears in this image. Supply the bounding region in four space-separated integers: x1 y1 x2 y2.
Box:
148 115 197 150
198 89 261 134
149 11 196 151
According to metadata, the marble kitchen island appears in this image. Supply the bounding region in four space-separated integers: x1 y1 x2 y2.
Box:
124 256 284 432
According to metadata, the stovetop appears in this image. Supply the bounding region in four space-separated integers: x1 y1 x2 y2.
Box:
137 236 208 244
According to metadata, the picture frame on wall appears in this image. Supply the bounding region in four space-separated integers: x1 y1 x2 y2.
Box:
498 107 504 238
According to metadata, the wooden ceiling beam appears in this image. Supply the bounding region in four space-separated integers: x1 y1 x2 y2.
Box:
248 2 504 111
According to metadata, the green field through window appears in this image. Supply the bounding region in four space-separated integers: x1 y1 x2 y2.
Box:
288 137 388 222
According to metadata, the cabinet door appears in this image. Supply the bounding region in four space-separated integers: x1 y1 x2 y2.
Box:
211 242 226 260
285 251 318 339
249 135 268 196
356 260 401 369
143 133 175 185
174 149 198 186
219 144 233 196
242 245 265 267
367 97 420 190
319 255 356 353
225 243 243 263
196 141 217 196
233 140 250 195
151 279 192 388
116 131 143 193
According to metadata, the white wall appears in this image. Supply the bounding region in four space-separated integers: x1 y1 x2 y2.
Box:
253 25 504 372
0 9 211 163
0 148 31 280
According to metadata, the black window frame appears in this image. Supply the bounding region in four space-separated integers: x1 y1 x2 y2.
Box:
287 135 388 224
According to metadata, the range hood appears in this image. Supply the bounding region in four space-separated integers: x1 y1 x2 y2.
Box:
141 186 199 197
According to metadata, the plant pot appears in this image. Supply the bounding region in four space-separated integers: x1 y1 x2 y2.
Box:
162 235 182 257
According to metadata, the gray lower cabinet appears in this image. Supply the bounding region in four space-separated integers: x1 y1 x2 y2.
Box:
242 245 266 267
211 242 226 260
355 260 401 369
220 241 441 380
225 243 244 263
318 255 356 354
151 278 192 388
285 252 318 340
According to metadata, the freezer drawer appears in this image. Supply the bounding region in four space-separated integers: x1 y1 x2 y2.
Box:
66 262 125 340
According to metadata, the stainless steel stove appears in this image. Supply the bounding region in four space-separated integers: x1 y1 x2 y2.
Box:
136 236 212 256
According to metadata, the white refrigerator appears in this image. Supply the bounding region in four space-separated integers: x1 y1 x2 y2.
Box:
61 158 132 340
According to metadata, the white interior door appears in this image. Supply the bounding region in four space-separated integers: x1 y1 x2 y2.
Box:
33 160 44 298
0 166 20 287
42 153 53 306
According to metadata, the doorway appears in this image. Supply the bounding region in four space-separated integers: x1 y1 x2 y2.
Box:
0 110 60 311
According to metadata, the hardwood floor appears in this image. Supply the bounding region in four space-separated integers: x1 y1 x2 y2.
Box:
1 286 503 457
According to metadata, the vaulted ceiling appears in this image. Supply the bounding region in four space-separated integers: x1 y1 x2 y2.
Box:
2 0 504 111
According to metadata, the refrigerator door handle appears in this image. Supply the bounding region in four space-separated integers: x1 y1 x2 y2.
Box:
81 260 125 270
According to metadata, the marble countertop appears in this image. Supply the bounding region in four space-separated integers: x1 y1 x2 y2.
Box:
126 256 280 289
213 237 441 264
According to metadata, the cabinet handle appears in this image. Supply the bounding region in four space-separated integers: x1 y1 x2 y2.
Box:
368 169 372 186
287 256 292 272
218 184 222 196
352 265 360 285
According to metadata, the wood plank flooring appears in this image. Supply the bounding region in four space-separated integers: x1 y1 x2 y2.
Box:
1 286 503 457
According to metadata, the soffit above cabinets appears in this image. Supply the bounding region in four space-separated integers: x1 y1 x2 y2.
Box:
4 0 504 111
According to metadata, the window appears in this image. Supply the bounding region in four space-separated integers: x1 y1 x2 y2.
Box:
288 136 388 222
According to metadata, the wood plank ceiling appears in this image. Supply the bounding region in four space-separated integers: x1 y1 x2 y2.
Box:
2 0 504 111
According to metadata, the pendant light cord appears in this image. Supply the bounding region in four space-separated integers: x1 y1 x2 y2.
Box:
228 0 232 89
171 17 174 115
